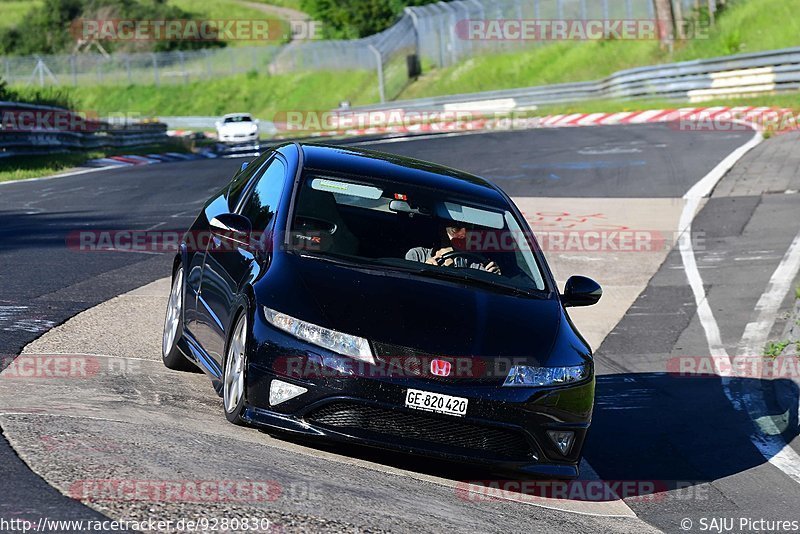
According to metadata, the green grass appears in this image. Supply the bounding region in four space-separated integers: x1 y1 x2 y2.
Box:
0 141 190 183
0 0 42 31
400 0 800 100
245 0 305 13
168 0 277 21
12 69 380 120
764 340 791 359
166 0 284 46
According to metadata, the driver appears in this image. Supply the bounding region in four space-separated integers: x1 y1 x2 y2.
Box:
406 223 501 275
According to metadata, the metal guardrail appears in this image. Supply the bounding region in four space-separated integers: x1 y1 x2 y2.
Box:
0 101 169 158
348 46 800 113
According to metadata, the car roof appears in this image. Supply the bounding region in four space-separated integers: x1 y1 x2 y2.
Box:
223 113 252 118
295 143 506 205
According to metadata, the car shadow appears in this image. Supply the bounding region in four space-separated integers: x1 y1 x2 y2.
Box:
584 372 799 484
263 371 799 501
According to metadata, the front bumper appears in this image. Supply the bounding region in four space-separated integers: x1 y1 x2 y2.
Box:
244 325 594 479
218 133 259 145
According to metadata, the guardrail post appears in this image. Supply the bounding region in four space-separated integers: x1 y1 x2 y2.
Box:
368 44 386 104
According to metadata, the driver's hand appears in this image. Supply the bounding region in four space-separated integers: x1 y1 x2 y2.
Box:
426 247 455 267
484 261 502 275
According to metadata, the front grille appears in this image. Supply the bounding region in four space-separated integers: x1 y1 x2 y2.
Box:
306 402 533 459
371 342 502 384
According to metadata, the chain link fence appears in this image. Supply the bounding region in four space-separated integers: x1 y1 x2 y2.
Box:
2 0 720 102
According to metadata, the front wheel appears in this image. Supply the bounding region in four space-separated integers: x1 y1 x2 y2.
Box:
223 311 248 425
162 266 194 371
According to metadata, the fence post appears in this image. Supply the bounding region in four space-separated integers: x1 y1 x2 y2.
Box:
152 53 160 86
367 44 385 104
70 55 77 86
204 50 212 79
179 51 187 84
404 7 421 61
125 55 132 84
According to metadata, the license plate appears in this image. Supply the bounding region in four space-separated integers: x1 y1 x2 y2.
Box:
405 389 468 417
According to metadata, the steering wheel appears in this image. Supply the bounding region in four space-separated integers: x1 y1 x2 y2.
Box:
438 249 492 268
294 215 337 235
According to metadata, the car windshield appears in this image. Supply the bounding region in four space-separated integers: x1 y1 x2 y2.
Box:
224 115 252 123
288 172 547 294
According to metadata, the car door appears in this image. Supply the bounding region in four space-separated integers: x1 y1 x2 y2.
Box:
196 153 288 369
184 155 268 344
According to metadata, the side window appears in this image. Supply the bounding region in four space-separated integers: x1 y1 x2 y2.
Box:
240 157 287 232
227 152 271 211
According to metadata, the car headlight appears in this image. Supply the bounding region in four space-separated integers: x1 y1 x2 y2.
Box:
263 307 375 364
503 364 589 387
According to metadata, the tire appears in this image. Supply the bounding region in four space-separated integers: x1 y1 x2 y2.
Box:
223 311 248 425
162 266 194 371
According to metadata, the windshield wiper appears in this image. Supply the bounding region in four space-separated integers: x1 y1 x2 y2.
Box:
407 265 542 297
295 252 545 297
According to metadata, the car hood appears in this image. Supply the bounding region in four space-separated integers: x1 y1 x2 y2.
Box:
263 254 585 367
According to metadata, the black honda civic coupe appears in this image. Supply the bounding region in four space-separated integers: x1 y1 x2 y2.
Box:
162 142 601 478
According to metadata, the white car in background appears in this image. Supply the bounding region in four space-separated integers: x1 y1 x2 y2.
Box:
216 113 260 145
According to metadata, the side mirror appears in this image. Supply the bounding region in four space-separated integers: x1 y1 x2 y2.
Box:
214 121 222 129
209 213 252 246
240 161 249 173
561 276 602 307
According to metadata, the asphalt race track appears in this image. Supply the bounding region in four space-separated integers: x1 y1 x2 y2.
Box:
1 123 799 532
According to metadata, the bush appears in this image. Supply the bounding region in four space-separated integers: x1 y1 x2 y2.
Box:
0 77 75 108
0 0 225 56
300 0 436 39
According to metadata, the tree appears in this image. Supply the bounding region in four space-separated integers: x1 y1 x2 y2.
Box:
652 0 676 50
300 0 436 39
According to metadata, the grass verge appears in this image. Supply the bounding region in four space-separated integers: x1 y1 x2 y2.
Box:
0 140 191 183
11 70 379 120
399 0 800 100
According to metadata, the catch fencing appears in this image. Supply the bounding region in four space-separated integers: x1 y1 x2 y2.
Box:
2 0 722 102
